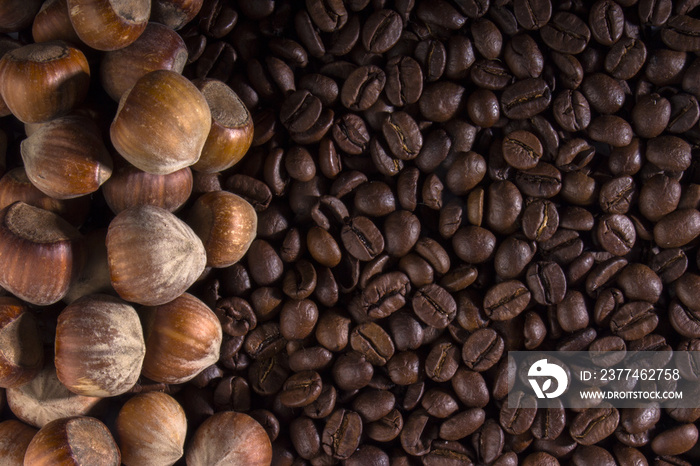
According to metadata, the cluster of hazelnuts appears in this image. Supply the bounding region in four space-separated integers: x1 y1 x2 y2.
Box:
0 0 269 464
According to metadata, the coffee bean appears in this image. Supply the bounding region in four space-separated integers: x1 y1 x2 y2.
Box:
462 328 504 371
483 280 531 321
569 404 619 445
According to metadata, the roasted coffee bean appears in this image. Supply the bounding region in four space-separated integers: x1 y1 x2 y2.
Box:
341 65 386 111
526 261 566 305
501 78 552 119
361 9 403 53
610 301 658 340
483 280 531 321
387 351 421 386
279 371 323 408
587 115 633 147
471 59 514 90
382 111 423 159
616 263 662 303
473 419 505 463
513 0 552 30
341 216 385 261
385 56 423 107
349 322 394 366
321 408 362 459
499 390 537 435
462 328 504 371
502 130 542 170
596 214 636 256
521 199 559 242
415 39 447 82
412 284 457 329
418 81 466 122
552 90 591 132
569 404 619 445
540 12 591 54
366 408 403 442
347 271 410 322
653 209 700 248
280 299 318 340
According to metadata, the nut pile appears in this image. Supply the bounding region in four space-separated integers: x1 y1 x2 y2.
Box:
2 0 700 465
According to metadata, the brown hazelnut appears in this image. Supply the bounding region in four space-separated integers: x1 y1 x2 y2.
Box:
102 162 193 215
0 419 38 463
101 22 188 102
186 411 272 466
32 0 84 46
106 205 206 306
110 70 212 175
150 0 203 30
188 191 257 268
0 202 85 305
140 293 222 384
24 416 120 465
66 0 149 51
0 41 89 124
55 294 145 397
115 392 187 466
0 38 20 118
0 297 43 388
0 0 42 32
0 167 90 227
193 79 254 174
6 362 103 428
21 114 113 199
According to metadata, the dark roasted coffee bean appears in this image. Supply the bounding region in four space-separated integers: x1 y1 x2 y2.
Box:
502 130 542 170
382 111 423 159
515 163 562 198
367 408 403 442
513 0 552 30
540 12 591 54
341 65 386 111
521 199 559 242
384 56 423 107
361 9 402 53
453 226 497 264
279 371 323 408
415 39 447 82
499 390 537 435
599 176 635 215
418 81 466 123
484 280 531 321
350 322 394 366
332 351 373 391
596 214 636 256
653 209 700 247
651 423 699 456
412 284 457 329
471 59 514 90
494 235 537 279
556 290 589 332
341 216 384 261
462 328 504 371
348 271 410 322
473 419 505 463
589 0 624 46
553 90 591 132
501 78 552 119
616 263 662 303
646 135 692 171
504 34 543 79
486 180 523 235
526 261 566 305
587 115 633 147
650 248 688 283
662 15 700 52
569 404 619 445
387 350 421 386
610 301 658 340
321 408 362 459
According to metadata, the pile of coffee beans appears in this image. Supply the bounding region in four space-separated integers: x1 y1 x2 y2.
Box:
169 0 700 464
8 0 700 464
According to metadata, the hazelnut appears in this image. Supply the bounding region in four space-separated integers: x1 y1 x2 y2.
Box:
115 392 187 466
110 70 212 175
188 191 258 268
186 411 272 466
0 420 38 463
0 0 42 32
55 294 145 397
0 297 43 388
140 293 222 384
106 204 206 306
23 416 120 465
6 362 103 428
0 41 90 123
102 162 193 215
0 202 85 305
0 168 90 227
193 79 254 174
150 0 203 30
0 39 20 118
66 0 149 51
21 114 113 199
100 22 188 102
31 0 84 46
